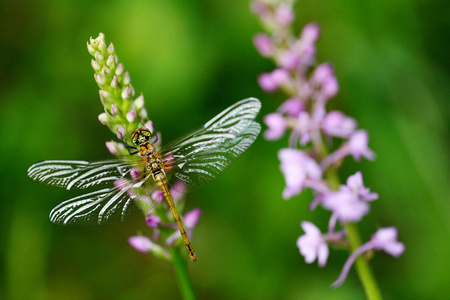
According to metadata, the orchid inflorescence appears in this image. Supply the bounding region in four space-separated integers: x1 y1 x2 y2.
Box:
251 0 404 288
87 33 201 262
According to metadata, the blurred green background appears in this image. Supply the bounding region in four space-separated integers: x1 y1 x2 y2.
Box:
1 0 449 299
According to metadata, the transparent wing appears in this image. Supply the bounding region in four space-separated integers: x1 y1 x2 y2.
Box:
28 159 156 225
160 97 261 192
27 158 142 190
48 178 157 225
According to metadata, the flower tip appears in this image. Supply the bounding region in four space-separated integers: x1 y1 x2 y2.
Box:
250 1 269 16
322 111 356 138
107 43 115 54
302 23 321 43
128 236 153 253
258 73 277 92
279 97 304 117
274 4 294 27
115 63 124 76
94 74 106 86
98 32 105 41
122 87 131 100
151 190 164 204
126 109 136 122
144 120 154 133
254 33 274 57
279 50 300 71
263 113 286 140
91 59 101 71
87 43 96 56
140 107 148 119
371 227 405 257
134 95 145 109
105 141 119 155
184 208 201 228
98 40 107 53
116 127 126 139
145 215 161 228
101 66 111 77
99 90 112 102
124 72 131 85
98 113 108 125
110 76 119 89
106 55 115 68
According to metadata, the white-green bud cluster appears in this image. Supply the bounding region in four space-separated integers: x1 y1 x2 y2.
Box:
88 33 149 152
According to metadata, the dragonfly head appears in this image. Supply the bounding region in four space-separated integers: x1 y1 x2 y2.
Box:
131 128 152 146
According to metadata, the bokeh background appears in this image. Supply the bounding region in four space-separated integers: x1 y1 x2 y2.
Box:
1 0 449 299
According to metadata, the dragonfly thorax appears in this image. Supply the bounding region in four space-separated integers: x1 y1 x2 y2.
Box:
139 142 156 157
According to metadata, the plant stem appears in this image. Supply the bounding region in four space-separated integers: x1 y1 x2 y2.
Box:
326 167 382 300
169 247 197 300
345 222 382 300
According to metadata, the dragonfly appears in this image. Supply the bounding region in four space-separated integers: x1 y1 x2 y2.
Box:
27 98 261 262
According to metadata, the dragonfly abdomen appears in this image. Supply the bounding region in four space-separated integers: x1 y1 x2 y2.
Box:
153 172 198 262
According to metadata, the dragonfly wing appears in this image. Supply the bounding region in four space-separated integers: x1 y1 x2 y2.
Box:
27 159 140 190
49 178 157 225
160 98 261 192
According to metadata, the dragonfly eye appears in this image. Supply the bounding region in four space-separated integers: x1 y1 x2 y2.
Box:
131 128 152 145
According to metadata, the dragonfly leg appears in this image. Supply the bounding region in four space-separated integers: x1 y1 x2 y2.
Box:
118 133 139 155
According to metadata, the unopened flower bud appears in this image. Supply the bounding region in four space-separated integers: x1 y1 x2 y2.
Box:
110 103 118 115
184 208 201 228
145 215 161 228
130 168 141 180
111 76 120 89
115 63 124 76
91 59 101 71
123 72 131 85
106 55 115 68
274 4 294 27
97 33 105 42
279 50 300 71
99 90 112 102
122 87 131 100
98 113 108 124
117 127 126 139
301 23 320 43
258 73 276 92
127 110 137 122
140 108 148 119
106 141 119 155
264 113 287 140
101 66 111 77
87 43 96 55
134 95 145 109
144 120 154 133
95 74 106 86
129 84 135 97
107 43 115 54
95 52 104 63
152 190 164 203
254 34 274 57
98 40 107 53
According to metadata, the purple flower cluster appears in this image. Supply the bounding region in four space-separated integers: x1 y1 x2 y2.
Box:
252 0 404 287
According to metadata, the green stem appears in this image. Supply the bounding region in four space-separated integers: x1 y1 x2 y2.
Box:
169 247 197 300
345 223 382 300
326 167 382 300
